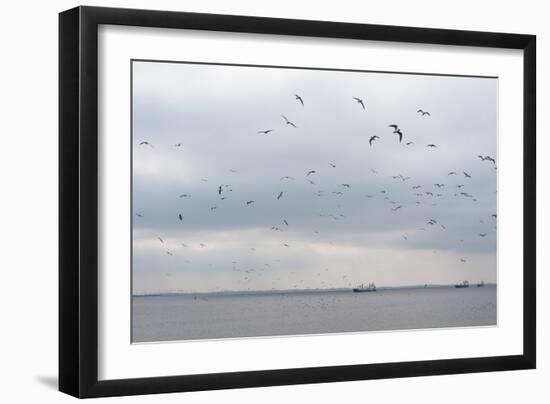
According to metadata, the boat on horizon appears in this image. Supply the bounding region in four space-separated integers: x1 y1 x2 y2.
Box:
353 282 377 292
477 280 485 287
454 280 469 288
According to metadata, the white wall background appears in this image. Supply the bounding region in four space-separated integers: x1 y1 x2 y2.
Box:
0 0 545 402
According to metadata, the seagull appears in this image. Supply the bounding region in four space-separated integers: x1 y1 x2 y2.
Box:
460 258 467 263
306 179 315 185
456 184 464 188
178 214 183 221
281 115 296 128
412 185 422 189
277 192 284 200
392 205 403 211
484 156 496 164
284 220 289 226
294 94 304 106
200 243 206 248
210 206 217 211
460 192 473 197
258 129 273 134
329 163 336 168
434 183 444 188
394 129 403 143
491 214 497 218
166 251 173 256
332 191 343 196
246 200 255 205
158 237 164 244
448 171 457 176
283 243 290 247
340 184 351 188
479 233 487 237
369 135 379 146
280 176 295 181
179 194 191 198
135 213 144 218
353 97 365 110
417 109 431 116
174 143 182 147
426 144 437 148
463 171 472 178
306 170 316 176
406 141 414 146
229 169 238 173
370 169 378 174
388 124 399 130
138 141 153 147
218 185 222 195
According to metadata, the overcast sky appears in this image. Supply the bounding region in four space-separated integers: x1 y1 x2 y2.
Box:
132 60 497 294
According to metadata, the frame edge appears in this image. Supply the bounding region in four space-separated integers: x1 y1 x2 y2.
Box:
58 5 81 398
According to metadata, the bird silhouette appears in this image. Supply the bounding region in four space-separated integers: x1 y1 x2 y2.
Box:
369 136 379 146
426 144 437 148
277 192 284 200
294 94 304 106
281 115 297 128
353 97 366 110
139 141 153 147
257 129 273 134
306 170 316 176
417 109 431 116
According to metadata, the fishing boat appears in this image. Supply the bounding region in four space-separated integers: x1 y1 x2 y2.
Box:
454 280 469 288
353 282 377 292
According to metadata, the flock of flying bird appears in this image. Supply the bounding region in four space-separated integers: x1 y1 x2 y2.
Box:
136 91 497 292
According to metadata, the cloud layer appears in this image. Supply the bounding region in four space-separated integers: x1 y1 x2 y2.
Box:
132 61 497 294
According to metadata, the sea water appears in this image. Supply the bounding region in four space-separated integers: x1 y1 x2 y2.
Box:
132 285 496 343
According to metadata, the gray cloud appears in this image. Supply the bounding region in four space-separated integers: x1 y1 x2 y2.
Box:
132 60 497 294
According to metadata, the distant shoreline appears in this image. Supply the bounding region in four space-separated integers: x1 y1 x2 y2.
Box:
133 283 496 298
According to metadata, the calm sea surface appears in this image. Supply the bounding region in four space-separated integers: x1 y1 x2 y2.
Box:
132 285 496 342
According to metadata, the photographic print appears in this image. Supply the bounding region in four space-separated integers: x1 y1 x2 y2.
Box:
131 60 497 343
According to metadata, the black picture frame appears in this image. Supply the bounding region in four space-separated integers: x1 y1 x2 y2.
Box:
59 5 536 398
